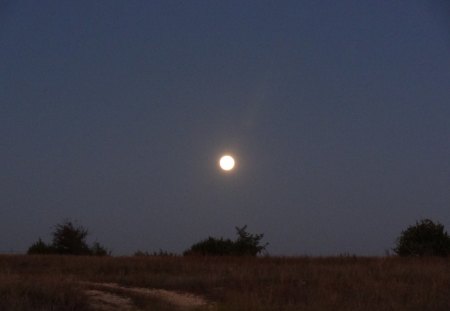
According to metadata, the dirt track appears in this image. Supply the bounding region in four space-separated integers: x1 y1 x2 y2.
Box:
86 289 134 311
84 282 213 310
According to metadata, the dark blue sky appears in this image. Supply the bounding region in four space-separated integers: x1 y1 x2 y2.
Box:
1 1 449 255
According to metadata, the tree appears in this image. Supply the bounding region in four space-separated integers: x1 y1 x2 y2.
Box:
52 220 91 255
184 225 268 256
234 225 268 256
394 219 450 257
27 220 109 256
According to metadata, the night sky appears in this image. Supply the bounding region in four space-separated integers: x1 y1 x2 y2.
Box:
1 1 449 256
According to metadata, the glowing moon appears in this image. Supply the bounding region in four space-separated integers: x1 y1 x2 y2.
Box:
219 155 235 171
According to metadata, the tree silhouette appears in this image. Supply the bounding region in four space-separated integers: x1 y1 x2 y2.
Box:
27 220 109 256
394 219 450 257
52 220 91 255
184 225 268 256
234 225 268 256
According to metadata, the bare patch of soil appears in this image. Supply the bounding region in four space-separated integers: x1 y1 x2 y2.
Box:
86 289 135 311
84 282 213 310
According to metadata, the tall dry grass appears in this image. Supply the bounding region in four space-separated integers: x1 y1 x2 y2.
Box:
0 272 90 310
0 255 449 310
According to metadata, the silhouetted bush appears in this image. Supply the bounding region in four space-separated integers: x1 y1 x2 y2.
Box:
90 241 110 256
234 225 267 256
134 249 177 257
394 219 450 257
184 225 268 256
184 237 235 256
27 238 54 255
51 220 91 255
27 220 110 256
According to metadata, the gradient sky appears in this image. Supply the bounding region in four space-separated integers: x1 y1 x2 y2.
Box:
1 1 449 256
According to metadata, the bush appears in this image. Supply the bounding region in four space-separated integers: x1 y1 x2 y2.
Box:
27 238 54 255
234 225 267 256
134 249 177 257
184 225 268 256
184 237 236 256
90 241 110 256
27 220 110 256
394 219 450 257
51 221 91 255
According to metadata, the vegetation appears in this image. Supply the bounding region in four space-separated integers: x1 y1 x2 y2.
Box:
1 255 450 310
184 225 268 256
0 272 90 311
394 218 450 257
11 218 450 309
134 249 177 257
51 220 91 255
27 238 54 255
90 241 110 256
27 220 109 256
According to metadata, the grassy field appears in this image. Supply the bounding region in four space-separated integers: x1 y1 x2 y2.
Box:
0 254 449 310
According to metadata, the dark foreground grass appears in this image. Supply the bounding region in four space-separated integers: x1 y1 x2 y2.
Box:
0 273 90 311
1 255 449 310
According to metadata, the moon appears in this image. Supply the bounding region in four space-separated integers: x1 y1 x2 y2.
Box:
219 155 235 171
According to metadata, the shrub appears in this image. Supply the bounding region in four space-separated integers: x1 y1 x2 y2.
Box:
184 225 268 256
52 220 91 255
27 220 109 256
90 241 110 256
234 225 267 256
27 238 54 255
134 249 177 257
184 237 236 256
394 219 450 257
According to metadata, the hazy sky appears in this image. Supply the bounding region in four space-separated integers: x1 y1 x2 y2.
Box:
1 1 449 256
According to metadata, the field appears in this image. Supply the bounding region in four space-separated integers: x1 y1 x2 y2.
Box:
1 255 450 310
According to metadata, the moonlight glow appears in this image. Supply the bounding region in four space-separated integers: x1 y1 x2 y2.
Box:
219 155 235 171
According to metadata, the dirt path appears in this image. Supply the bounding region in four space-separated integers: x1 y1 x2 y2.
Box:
84 282 213 310
85 289 135 311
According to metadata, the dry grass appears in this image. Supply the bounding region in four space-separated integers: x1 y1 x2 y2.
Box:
0 272 90 310
0 255 449 310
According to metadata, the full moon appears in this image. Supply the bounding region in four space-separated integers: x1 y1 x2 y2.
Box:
219 155 235 171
